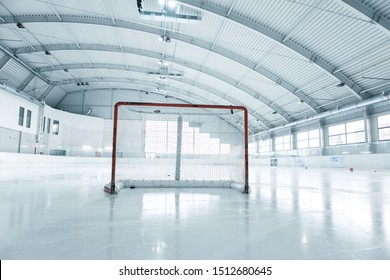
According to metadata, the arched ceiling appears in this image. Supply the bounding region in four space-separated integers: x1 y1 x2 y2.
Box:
0 0 389 135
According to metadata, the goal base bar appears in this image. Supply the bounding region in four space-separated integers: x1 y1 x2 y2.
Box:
104 180 248 193
103 183 119 194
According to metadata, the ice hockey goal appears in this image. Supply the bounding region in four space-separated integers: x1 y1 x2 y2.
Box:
104 102 249 194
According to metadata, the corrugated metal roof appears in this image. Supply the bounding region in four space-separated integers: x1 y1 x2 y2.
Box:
364 0 390 18
0 0 389 133
44 86 66 107
0 58 31 88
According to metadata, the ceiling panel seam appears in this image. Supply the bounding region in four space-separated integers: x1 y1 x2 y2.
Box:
1 15 319 114
56 83 264 132
22 43 288 122
175 0 365 100
339 0 390 34
40 63 272 128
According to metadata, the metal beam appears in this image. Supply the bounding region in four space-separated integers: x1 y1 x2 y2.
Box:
57 85 264 133
0 56 11 70
29 44 293 121
1 15 319 114
51 73 271 129
339 0 390 34
0 44 51 85
17 73 35 91
40 84 55 100
176 0 364 100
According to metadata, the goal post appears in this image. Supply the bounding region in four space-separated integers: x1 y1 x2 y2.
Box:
104 102 249 194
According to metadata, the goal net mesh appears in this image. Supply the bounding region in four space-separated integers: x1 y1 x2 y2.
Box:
108 103 248 193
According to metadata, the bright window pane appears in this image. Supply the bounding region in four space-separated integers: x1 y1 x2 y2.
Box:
18 107 24 126
275 135 290 151
329 134 346 146
52 120 60 135
297 141 308 149
47 118 51 133
248 142 256 155
220 144 230 154
378 115 390 128
309 138 320 148
379 127 390 141
329 124 345 136
146 121 170 154
275 144 284 151
308 129 319 138
346 120 364 133
297 131 308 141
259 139 270 153
26 110 32 128
167 132 177 154
346 131 365 144
181 122 194 154
147 120 228 156
275 136 283 145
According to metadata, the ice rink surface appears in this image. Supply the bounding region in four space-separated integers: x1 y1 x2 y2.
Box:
0 160 389 260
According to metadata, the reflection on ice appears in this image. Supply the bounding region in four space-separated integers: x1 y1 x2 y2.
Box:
0 161 389 259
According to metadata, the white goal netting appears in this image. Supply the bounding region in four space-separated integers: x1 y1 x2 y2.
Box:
106 103 249 193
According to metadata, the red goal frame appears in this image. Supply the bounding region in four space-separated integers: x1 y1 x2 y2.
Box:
106 102 249 194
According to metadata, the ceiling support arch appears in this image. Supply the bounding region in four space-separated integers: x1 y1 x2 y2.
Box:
22 43 298 121
41 85 55 100
56 81 266 132
175 0 365 100
17 73 35 91
338 0 390 34
0 56 11 70
1 15 320 115
46 67 272 129
0 44 51 84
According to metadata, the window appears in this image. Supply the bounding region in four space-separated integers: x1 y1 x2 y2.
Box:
145 120 229 155
275 135 291 151
259 139 271 153
248 142 256 156
47 118 51 133
328 123 345 146
297 129 320 149
26 110 32 128
328 123 345 136
42 117 46 132
328 120 365 146
346 120 365 144
18 107 24 126
378 114 390 141
52 120 60 135
145 120 177 154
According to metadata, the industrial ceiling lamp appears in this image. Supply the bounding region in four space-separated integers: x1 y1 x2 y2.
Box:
159 35 171 43
16 22 25 29
168 1 177 8
158 60 169 66
337 82 345 87
136 0 143 12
